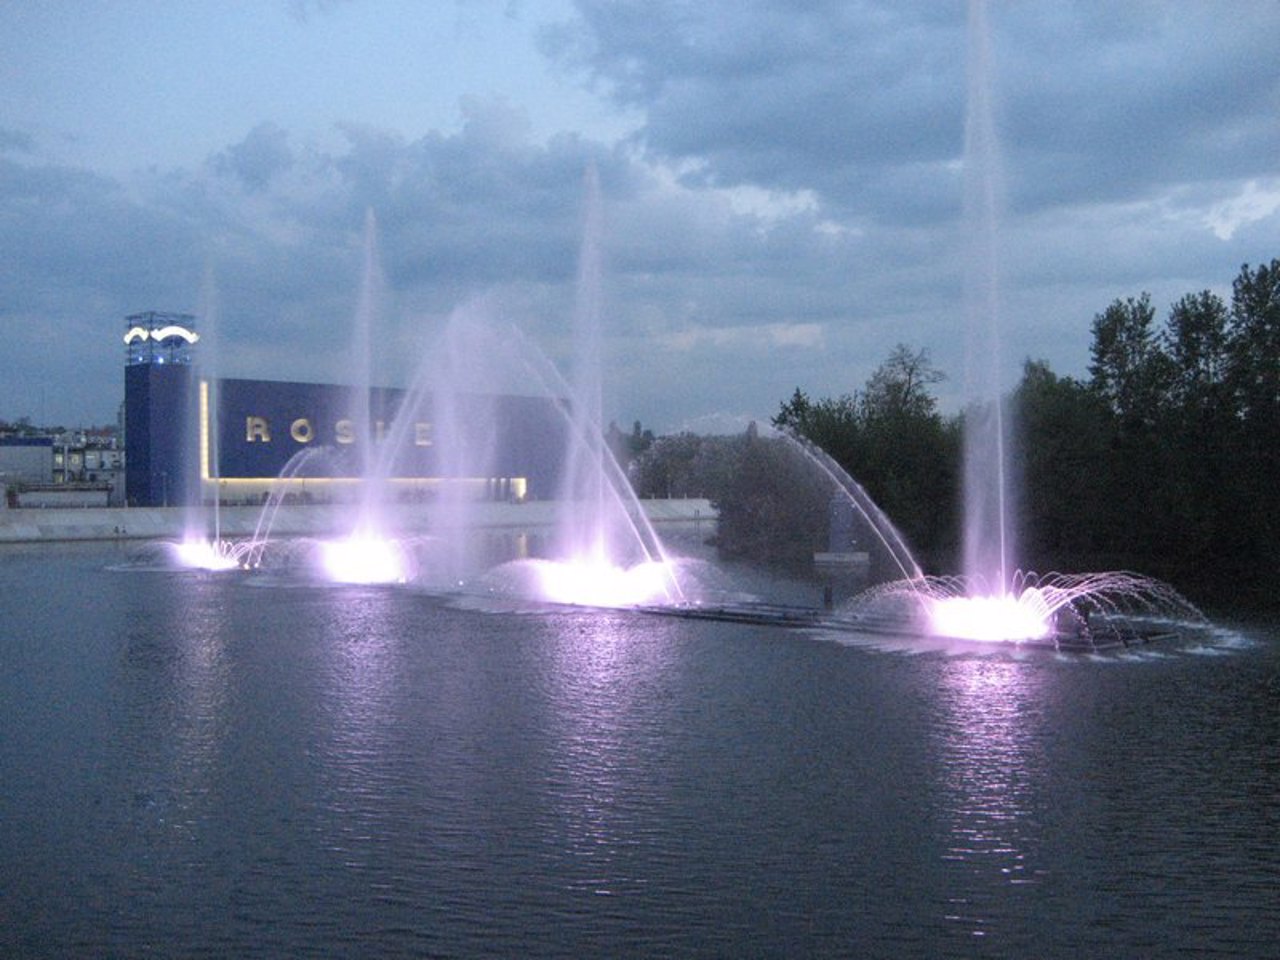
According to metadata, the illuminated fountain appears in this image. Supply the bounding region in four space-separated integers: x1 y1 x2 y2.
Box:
929 0 1032 641
224 179 681 605
839 0 1210 650
174 267 243 572
432 170 681 608
314 210 414 585
119 304 241 573
161 212 416 582
527 165 681 607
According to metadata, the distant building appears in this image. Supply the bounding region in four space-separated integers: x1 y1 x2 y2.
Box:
1 434 120 507
123 312 572 508
0 436 54 487
123 311 199 507
54 436 124 504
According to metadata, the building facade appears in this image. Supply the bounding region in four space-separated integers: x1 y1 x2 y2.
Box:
124 312 571 508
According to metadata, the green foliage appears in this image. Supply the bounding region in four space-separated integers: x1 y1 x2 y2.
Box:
1229 259 1280 426
1088 293 1172 429
606 419 655 472
630 259 1280 607
631 428 831 570
1165 290 1229 410
773 345 958 568
631 432 725 499
709 430 832 569
1013 360 1111 563
1022 258 1280 607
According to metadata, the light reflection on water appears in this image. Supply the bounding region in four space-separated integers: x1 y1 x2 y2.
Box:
114 573 232 842
930 656 1049 940
538 611 675 897
314 587 407 841
2 544 1278 958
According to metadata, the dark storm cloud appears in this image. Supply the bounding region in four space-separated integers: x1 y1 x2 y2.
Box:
0 158 199 308
0 154 209 425
999 2 1280 210
299 101 607 306
542 0 965 219
544 0 1280 220
0 100 759 421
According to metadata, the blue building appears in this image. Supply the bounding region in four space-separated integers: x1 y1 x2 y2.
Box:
124 312 569 507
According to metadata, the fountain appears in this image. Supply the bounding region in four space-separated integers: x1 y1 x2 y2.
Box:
313 210 415 585
172 265 243 572
176 177 683 607
836 0 1211 650
524 165 682 606
153 13 1207 644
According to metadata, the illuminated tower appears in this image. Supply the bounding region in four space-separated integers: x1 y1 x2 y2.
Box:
123 312 199 506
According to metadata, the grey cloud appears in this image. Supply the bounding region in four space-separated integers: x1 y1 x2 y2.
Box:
212 122 295 192
1001 2 1280 208
0 155 208 423
546 1 1280 225
0 158 198 305
0 128 34 154
544 1 965 218
4 23 1274 434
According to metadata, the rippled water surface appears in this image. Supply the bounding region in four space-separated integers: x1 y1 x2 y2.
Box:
2 543 1278 957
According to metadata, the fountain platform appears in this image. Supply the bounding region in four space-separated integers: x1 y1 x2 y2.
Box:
638 600 1179 652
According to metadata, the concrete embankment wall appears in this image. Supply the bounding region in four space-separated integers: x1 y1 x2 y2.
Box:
0 499 716 544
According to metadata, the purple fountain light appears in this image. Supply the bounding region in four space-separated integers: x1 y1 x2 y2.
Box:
277 178 680 604
841 0 1209 649
318 209 412 585
534 165 682 607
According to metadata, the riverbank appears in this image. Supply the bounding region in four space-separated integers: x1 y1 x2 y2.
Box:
0 498 716 544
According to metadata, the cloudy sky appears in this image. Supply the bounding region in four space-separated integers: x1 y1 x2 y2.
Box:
2 1 1278 432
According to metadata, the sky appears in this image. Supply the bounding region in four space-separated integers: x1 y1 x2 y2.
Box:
2 0 1278 433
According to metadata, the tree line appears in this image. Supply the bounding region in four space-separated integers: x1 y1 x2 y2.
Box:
1018 258 1279 608
628 258 1279 611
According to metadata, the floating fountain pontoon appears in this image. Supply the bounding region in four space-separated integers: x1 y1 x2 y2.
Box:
639 568 1208 654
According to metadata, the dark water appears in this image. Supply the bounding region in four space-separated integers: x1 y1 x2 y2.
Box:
2 543 1277 958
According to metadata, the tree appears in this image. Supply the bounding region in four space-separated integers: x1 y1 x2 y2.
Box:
772 345 957 569
605 419 655 472
630 432 703 499
1227 259 1280 426
861 344 944 421
1088 293 1171 427
1013 360 1110 565
773 388 861 468
1223 259 1280 580
1165 290 1230 412
1158 291 1235 566
709 430 832 569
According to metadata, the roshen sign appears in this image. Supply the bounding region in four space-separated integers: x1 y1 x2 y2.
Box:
243 416 433 447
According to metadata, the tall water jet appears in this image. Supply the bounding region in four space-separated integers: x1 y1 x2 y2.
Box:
174 265 242 571
200 264 222 546
557 164 612 561
537 164 681 605
866 0 1211 648
318 209 411 584
961 0 1013 593
352 208 381 527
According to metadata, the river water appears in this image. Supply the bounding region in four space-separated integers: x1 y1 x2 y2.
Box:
2 542 1277 958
